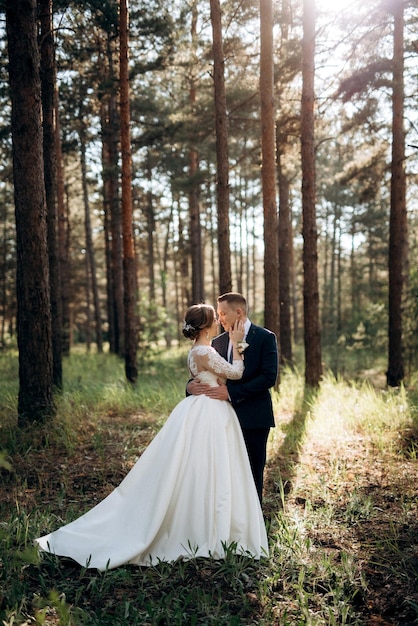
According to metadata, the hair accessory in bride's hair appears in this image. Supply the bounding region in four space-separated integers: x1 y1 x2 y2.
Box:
183 321 195 332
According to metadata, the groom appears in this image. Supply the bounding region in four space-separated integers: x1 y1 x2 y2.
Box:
187 292 278 503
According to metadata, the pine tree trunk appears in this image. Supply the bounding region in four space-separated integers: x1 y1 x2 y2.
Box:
6 0 55 424
189 2 204 303
290 217 299 344
108 89 124 356
55 87 71 357
276 0 292 365
101 97 116 354
209 0 232 296
173 193 189 334
39 0 62 389
103 185 116 353
120 0 138 382
277 136 292 364
301 0 322 387
0 217 10 347
145 153 156 302
260 0 279 346
162 217 170 310
177 203 190 310
84 242 92 351
99 5 124 357
189 147 204 303
79 137 103 353
387 0 406 387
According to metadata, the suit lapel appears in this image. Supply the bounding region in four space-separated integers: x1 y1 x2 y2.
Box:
245 324 257 350
214 332 229 360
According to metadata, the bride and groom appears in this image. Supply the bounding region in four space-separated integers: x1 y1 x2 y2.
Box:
35 292 278 570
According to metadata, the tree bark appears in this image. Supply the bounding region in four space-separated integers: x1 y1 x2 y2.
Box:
79 133 103 352
177 200 190 311
39 0 62 388
209 0 232 296
0 211 12 348
145 152 156 302
387 0 406 387
276 0 293 365
101 96 116 354
101 33 123 356
189 1 204 303
189 145 204 303
120 0 138 382
6 0 55 424
260 0 279 343
301 0 322 387
109 89 124 356
55 85 71 357
277 133 292 364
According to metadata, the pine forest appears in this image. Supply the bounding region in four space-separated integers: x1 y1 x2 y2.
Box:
1 2 418 624
0 0 417 413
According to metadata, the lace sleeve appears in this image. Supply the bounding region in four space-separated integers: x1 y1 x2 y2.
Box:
189 345 244 381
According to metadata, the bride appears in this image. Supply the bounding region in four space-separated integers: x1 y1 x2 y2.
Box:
35 303 269 570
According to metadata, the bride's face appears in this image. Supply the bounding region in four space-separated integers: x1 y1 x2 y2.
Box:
209 316 219 338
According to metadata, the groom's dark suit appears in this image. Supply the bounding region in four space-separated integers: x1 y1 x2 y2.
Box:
212 323 278 501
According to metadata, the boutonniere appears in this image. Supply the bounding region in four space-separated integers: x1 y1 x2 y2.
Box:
237 341 249 355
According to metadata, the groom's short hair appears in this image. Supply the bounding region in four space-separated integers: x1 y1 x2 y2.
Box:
217 292 247 313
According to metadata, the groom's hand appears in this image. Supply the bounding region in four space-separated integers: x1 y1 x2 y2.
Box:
200 382 229 401
188 378 217 396
187 378 205 396
187 379 229 401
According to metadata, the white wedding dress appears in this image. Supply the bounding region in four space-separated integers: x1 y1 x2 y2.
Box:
35 345 268 570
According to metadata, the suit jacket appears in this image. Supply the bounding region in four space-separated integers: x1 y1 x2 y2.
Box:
211 323 278 430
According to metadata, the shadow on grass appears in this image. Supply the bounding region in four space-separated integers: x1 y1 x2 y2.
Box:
338 476 418 624
264 383 320 515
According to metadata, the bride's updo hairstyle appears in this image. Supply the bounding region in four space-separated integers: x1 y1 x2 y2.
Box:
182 304 216 340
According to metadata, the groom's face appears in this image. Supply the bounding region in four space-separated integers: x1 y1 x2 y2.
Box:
217 301 240 332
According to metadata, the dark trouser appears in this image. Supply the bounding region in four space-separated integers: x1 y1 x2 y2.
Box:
241 427 270 504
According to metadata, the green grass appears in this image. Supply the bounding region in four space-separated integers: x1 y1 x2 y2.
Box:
1 350 417 624
0 348 187 456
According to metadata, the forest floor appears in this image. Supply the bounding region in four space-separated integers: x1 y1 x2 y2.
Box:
263 404 418 625
1 398 418 624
